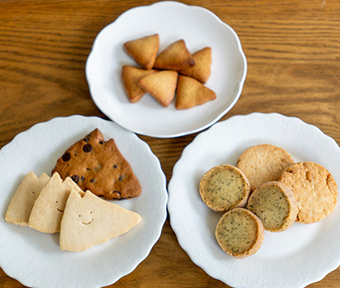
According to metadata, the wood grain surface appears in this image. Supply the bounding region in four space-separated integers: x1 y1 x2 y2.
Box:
0 0 339 287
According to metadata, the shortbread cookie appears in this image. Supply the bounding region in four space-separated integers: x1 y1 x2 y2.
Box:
199 164 250 212
154 39 195 70
121 65 157 103
279 161 337 223
28 172 84 233
247 181 298 232
60 189 141 252
123 34 159 70
237 144 294 191
179 47 212 84
5 172 50 226
215 208 264 258
176 75 216 109
138 70 178 107
52 129 142 200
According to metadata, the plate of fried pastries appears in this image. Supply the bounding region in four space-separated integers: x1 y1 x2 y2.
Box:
0 115 168 288
168 113 340 288
86 1 247 138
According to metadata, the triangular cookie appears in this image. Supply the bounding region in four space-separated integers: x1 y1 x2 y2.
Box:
153 39 195 70
138 70 178 107
179 47 212 84
176 75 216 109
52 129 142 200
123 34 159 70
121 65 157 103
60 189 142 252
5 172 50 226
28 172 84 233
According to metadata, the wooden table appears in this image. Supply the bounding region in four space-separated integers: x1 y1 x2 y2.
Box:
0 0 339 287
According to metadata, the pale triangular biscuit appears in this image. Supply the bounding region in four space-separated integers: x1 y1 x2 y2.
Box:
5 172 50 226
28 172 85 233
176 75 216 109
154 39 195 71
60 189 142 252
123 34 159 70
179 47 212 84
138 70 178 107
121 65 157 103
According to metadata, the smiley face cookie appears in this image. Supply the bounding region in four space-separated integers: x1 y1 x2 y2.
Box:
60 189 141 252
28 172 84 233
52 129 142 200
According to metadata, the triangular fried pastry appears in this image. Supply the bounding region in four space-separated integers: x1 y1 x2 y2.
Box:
138 70 178 107
154 39 195 71
5 172 50 226
28 172 85 233
176 75 216 109
123 34 159 70
60 189 142 252
179 47 212 84
122 65 157 103
52 129 142 200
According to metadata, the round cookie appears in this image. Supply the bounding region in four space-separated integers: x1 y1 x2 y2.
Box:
199 165 250 212
215 208 264 258
247 181 299 232
279 161 337 224
237 144 294 191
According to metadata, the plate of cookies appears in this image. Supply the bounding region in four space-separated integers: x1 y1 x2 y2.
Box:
86 1 247 138
168 112 340 288
0 115 168 288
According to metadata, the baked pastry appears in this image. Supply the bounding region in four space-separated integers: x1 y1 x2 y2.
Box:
5 172 50 226
52 129 142 200
175 75 216 109
199 164 250 212
28 172 84 233
279 161 337 223
60 189 141 252
121 65 157 103
215 208 264 258
179 47 212 84
237 144 294 191
153 39 194 70
247 181 299 232
138 70 178 107
123 34 159 70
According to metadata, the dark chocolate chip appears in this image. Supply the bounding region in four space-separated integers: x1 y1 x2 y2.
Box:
62 153 71 162
81 176 85 182
83 136 90 142
86 168 91 171
90 178 95 183
119 175 124 181
71 175 79 183
111 191 121 199
99 140 105 144
83 143 92 153
113 165 118 168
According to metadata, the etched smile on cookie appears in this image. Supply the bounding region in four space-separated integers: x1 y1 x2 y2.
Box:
56 201 64 213
81 220 93 225
79 211 93 225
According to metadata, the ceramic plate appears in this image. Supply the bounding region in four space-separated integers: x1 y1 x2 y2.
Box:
0 115 168 288
86 1 247 138
168 113 340 288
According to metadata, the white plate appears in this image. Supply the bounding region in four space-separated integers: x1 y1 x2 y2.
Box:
168 113 340 288
0 115 168 288
86 1 247 138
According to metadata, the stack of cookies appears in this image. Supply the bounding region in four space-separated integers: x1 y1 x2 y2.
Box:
199 144 338 258
122 34 216 109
